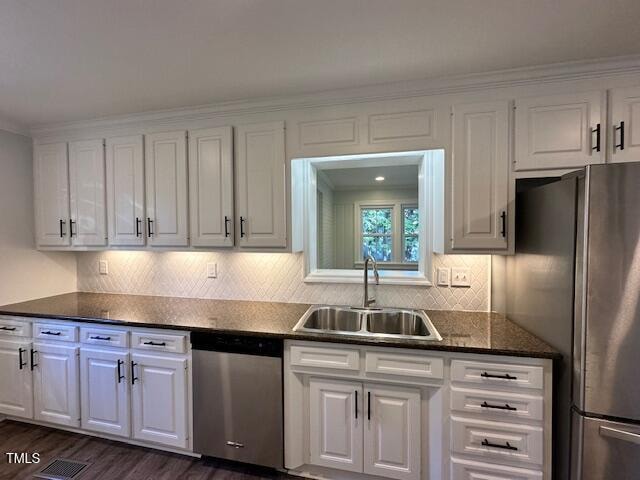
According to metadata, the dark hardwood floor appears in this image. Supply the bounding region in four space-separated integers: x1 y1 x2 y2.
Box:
0 420 290 480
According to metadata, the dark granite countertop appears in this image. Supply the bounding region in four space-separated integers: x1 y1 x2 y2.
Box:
0 292 559 359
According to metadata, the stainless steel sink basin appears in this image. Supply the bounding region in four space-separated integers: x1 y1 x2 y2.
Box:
300 306 362 332
293 305 442 341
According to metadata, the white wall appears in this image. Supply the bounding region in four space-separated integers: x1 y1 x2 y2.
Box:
0 130 77 305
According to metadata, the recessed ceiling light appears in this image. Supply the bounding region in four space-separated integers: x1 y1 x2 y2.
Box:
375 176 385 182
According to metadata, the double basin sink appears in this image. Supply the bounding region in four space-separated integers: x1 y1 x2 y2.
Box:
293 305 442 341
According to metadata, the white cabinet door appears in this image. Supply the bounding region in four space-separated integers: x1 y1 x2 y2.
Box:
309 378 363 473
131 353 188 449
34 143 70 247
364 384 421 480
80 348 130 438
33 342 80 427
188 126 234 247
106 135 145 246
145 131 188 247
0 339 33 419
610 86 640 163
515 91 604 170
235 121 287 247
68 139 107 246
451 101 510 250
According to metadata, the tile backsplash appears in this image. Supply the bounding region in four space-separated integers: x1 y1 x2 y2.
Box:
77 251 490 311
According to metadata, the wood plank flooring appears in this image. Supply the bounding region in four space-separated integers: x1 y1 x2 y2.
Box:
0 420 290 480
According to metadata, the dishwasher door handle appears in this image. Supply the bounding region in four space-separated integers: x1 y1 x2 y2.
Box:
226 441 245 449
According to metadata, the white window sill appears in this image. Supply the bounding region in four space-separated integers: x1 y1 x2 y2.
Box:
304 269 432 286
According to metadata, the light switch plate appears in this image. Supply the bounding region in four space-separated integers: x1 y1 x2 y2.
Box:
98 260 108 275
436 267 450 286
207 262 218 279
451 267 471 287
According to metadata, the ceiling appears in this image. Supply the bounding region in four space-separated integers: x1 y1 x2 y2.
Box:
2 0 640 128
322 165 419 189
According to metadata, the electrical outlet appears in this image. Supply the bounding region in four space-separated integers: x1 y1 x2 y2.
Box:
436 267 450 286
207 262 218 279
98 260 108 275
451 267 470 287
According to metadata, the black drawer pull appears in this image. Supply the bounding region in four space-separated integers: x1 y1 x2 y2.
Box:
481 372 517 380
117 359 124 383
224 216 231 237
131 361 138 385
0 326 17 331
591 123 601 152
136 217 142 237
147 218 154 237
90 335 112 341
30 349 37 370
41 331 62 336
481 401 517 411
240 216 246 238
18 348 27 370
355 390 358 419
59 219 66 238
482 439 518 451
614 121 625 151
143 341 166 347
69 219 76 237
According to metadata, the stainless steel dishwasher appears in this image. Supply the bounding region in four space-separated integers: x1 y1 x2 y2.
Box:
192 332 283 469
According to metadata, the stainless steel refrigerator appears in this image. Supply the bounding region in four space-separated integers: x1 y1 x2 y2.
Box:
505 162 640 480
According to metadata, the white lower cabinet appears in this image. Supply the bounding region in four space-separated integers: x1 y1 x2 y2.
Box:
80 348 130 437
32 342 80 428
0 339 33 419
308 378 421 480
451 457 543 480
131 353 189 449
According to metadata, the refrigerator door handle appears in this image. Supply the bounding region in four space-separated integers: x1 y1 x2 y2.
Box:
600 426 640 445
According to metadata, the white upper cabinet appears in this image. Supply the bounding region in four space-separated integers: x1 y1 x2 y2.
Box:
0 339 33 419
235 121 287 248
188 127 234 247
33 342 80 428
515 91 605 170
106 135 145 246
451 101 510 251
609 86 640 163
309 378 364 473
144 131 189 247
364 385 421 480
68 139 107 246
34 143 70 247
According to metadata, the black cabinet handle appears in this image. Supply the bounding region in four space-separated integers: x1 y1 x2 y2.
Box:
143 341 166 347
0 326 17 331
367 391 371 421
90 335 111 341
614 121 625 152
30 349 37 371
240 216 246 238
18 348 26 370
481 371 518 380
131 361 138 385
117 359 124 383
41 331 61 336
592 123 601 152
69 219 76 237
224 216 231 237
500 211 507 238
59 219 66 238
481 401 517 411
136 217 142 237
147 218 154 237
481 439 518 451
355 391 358 420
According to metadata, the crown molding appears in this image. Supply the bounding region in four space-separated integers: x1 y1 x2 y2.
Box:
0 115 30 137
30 54 640 138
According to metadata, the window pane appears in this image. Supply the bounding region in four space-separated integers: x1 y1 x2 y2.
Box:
403 235 419 262
403 207 419 235
362 208 392 234
362 235 392 262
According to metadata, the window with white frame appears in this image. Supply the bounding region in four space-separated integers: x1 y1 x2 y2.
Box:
357 200 419 266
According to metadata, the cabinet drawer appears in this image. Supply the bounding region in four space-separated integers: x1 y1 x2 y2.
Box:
451 457 543 480
80 326 129 348
33 323 78 342
451 360 543 390
131 330 188 354
451 387 543 421
0 316 32 338
451 416 543 466
290 344 360 371
365 351 443 380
